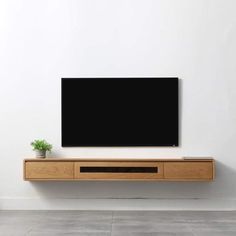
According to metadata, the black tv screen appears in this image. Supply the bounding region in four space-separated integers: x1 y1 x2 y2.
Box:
62 78 178 147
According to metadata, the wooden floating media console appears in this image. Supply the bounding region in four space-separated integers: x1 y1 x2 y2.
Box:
24 158 214 181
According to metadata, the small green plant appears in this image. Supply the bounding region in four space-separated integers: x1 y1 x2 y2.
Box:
31 139 52 152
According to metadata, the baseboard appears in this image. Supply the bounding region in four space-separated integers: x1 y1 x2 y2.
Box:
1 198 236 210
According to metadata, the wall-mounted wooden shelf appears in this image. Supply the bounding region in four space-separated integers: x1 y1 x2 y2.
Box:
24 158 214 181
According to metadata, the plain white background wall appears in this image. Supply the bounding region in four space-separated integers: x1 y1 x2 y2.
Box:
1 0 236 210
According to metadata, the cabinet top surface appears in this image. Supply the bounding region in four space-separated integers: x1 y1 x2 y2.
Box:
24 157 214 162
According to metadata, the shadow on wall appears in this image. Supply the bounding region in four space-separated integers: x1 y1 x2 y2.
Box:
28 160 236 200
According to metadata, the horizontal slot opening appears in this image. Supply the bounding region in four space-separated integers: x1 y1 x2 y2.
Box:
80 166 158 173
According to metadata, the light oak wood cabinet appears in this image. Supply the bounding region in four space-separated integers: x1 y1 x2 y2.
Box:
24 158 214 181
25 162 74 180
164 162 213 180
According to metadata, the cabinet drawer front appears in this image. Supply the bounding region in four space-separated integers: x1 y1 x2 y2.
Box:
164 162 213 180
75 162 163 180
25 162 74 179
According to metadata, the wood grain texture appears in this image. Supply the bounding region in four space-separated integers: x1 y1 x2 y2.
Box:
25 162 74 179
74 161 163 180
23 158 214 181
24 157 213 162
164 162 213 180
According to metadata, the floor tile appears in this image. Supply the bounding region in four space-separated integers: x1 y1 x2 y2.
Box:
194 232 236 236
189 222 236 232
112 233 193 236
178 211 236 223
113 211 180 224
28 232 111 236
112 222 192 233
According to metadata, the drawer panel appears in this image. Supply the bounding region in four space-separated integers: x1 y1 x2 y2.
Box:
25 162 74 179
164 162 213 180
75 161 163 180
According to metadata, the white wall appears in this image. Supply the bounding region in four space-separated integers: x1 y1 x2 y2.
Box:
1 0 236 210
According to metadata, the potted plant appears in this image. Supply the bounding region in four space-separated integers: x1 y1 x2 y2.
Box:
31 139 52 158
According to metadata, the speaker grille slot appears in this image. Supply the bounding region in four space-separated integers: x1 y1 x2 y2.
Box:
80 166 158 173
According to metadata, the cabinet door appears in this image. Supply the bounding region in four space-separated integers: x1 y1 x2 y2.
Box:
25 162 74 180
164 162 213 180
74 161 163 180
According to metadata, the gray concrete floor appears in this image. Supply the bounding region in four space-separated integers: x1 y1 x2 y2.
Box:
0 211 236 236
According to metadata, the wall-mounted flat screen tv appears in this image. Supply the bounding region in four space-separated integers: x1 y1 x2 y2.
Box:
62 78 179 147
